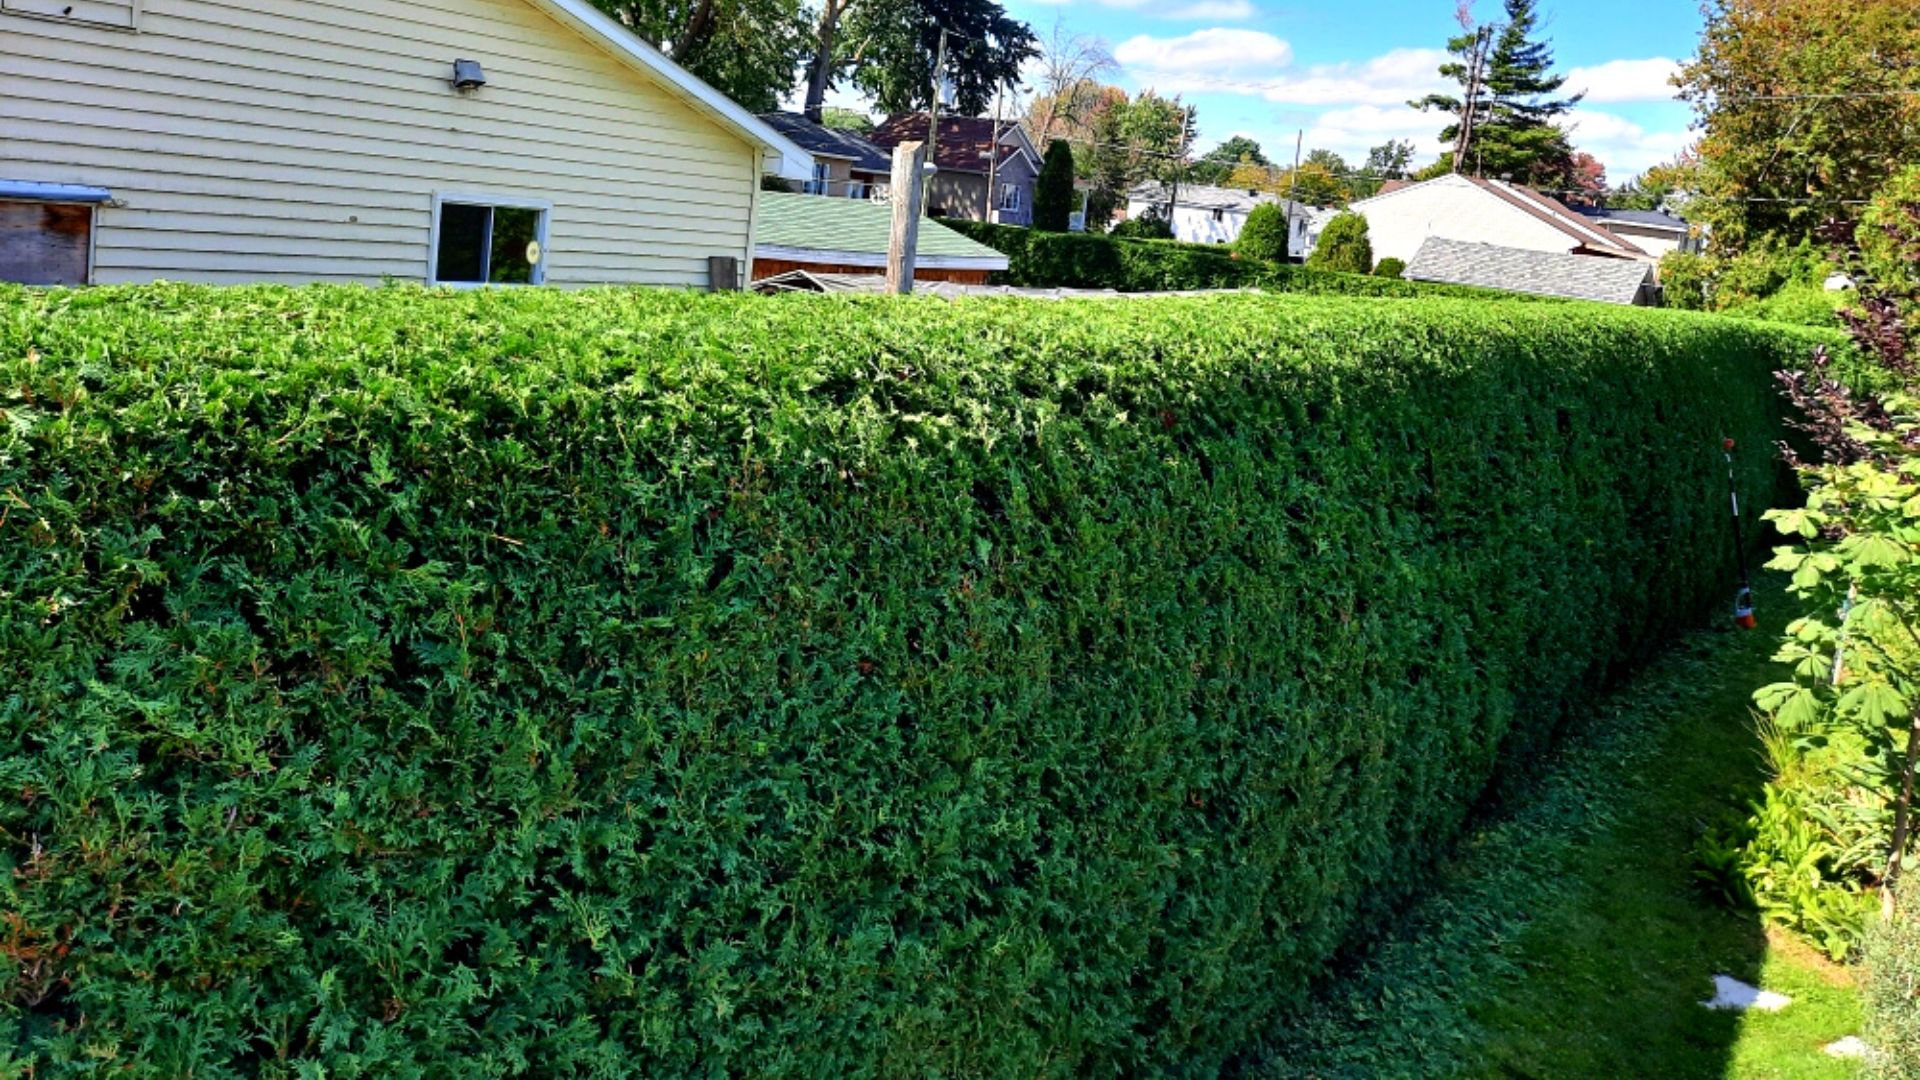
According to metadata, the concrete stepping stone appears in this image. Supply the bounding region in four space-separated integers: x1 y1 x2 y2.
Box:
1700 974 1792 1012
1824 1036 1871 1059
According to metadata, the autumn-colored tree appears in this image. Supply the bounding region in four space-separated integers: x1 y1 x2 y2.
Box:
1191 136 1268 185
1677 0 1920 249
1021 18 1117 146
1560 152 1607 205
1610 148 1704 212
1273 160 1349 208
1226 161 1280 194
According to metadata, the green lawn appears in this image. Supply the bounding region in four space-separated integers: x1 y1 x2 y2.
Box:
1253 579 1864 1078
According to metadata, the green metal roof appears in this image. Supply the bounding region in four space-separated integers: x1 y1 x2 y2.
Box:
756 192 1006 263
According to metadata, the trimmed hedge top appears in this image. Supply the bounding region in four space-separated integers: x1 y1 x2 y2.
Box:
940 218 1522 298
0 284 1824 1076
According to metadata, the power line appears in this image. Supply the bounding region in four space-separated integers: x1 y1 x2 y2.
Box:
1038 131 1872 206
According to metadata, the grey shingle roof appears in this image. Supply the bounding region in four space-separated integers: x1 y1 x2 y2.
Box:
1127 182 1310 215
757 112 893 173
1577 207 1691 231
1405 238 1655 305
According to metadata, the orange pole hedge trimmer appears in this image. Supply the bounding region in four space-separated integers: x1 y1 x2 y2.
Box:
1724 437 1757 630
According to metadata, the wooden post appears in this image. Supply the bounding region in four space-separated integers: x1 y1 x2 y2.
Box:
887 141 929 294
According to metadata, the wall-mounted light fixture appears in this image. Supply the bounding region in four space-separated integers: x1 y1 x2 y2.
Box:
451 59 487 92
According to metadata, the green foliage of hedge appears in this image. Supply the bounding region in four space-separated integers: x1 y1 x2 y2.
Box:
0 284 1825 1076
1660 239 1838 323
1374 257 1408 279
942 219 1517 299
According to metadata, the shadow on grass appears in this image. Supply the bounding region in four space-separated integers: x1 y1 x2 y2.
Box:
1242 578 1859 1079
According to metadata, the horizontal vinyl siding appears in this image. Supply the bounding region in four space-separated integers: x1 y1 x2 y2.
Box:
1353 176 1575 266
1 0 757 286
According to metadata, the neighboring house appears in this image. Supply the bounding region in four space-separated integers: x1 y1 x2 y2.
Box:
1406 238 1659 305
752 191 1007 284
759 112 892 200
1123 183 1318 259
1575 207 1704 259
1348 174 1648 268
866 114 1038 226
0 0 809 288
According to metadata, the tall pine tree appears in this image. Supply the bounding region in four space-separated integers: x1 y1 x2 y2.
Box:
1414 0 1581 188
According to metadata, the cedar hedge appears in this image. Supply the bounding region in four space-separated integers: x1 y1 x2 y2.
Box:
941 218 1516 298
0 284 1822 1076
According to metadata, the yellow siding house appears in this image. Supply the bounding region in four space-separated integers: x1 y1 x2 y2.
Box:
0 0 809 288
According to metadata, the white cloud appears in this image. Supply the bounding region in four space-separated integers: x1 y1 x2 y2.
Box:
1563 58 1683 104
1163 0 1256 19
1302 104 1450 161
1254 48 1451 106
1115 43 1452 106
1114 28 1293 80
1560 108 1692 176
1046 0 1255 14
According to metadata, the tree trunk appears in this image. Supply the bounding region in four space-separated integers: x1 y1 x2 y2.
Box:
673 0 717 64
1887 706 1920 922
803 0 846 122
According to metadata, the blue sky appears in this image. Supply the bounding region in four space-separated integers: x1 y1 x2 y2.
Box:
977 0 1700 181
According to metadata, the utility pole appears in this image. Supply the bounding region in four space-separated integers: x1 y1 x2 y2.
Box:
887 141 930 293
923 28 949 217
1284 128 1302 260
985 77 1005 223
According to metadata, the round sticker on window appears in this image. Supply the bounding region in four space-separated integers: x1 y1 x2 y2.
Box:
525 240 543 265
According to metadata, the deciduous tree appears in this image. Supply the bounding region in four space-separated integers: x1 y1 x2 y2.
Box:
1191 136 1267 185
1022 18 1117 145
1676 0 1920 249
847 0 1038 116
591 0 810 112
798 0 1038 121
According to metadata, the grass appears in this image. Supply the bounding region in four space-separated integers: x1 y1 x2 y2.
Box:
1251 577 1864 1078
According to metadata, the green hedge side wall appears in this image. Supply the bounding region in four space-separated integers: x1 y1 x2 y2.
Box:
0 285 1823 1077
940 218 1512 297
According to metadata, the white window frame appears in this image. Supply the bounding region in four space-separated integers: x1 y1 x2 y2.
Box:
1 0 141 31
806 162 831 196
428 192 551 287
998 183 1021 212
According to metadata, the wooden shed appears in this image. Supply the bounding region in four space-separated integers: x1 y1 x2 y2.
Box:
752 192 1008 285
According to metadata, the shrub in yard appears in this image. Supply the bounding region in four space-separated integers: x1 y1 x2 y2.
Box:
1033 140 1076 232
1236 203 1290 262
0 284 1825 1076
1109 208 1174 240
1308 212 1373 274
1374 257 1407 279
1865 885 1920 1077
